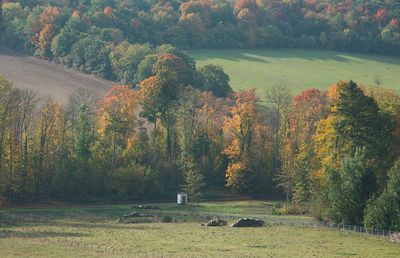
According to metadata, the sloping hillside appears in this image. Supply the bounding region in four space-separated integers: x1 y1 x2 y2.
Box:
191 49 400 93
0 47 113 104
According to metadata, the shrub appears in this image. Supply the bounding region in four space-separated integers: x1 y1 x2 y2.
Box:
161 215 174 223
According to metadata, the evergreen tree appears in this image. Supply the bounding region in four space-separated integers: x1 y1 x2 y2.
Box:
333 80 393 187
364 160 400 231
321 149 376 225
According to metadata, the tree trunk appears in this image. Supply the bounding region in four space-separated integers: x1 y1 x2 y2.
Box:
112 129 117 172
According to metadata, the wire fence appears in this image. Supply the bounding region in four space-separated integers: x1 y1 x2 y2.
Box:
267 217 396 238
192 211 398 239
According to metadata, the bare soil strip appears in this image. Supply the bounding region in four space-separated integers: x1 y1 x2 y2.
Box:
0 46 113 104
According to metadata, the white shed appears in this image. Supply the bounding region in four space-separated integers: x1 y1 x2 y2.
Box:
177 192 188 205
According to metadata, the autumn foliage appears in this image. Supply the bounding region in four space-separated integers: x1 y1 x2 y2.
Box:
104 6 113 16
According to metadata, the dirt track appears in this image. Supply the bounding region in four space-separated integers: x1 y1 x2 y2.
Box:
0 46 113 104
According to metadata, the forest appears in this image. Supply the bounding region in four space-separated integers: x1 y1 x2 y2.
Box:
0 0 400 82
1 0 400 233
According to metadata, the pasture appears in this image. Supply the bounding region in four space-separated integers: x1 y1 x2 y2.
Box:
1 201 399 257
191 49 400 94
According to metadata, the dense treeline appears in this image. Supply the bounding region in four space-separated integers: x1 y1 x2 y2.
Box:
277 80 400 231
1 0 400 82
0 47 276 205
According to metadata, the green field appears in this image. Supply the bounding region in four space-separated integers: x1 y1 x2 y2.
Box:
191 49 400 94
1 201 399 257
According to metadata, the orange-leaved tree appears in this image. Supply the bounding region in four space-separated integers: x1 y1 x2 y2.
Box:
279 88 327 208
97 85 138 172
223 89 270 194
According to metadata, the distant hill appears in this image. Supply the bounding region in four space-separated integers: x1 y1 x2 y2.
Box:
1 0 399 85
0 47 113 104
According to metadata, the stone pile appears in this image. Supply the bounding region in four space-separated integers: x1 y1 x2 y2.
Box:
201 218 227 227
230 218 266 227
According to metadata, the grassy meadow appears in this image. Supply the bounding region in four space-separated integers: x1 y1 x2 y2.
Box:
1 201 399 257
190 49 400 94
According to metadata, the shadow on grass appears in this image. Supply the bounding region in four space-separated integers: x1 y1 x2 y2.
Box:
53 222 162 230
191 48 400 65
0 206 135 225
0 229 89 238
1 219 165 232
